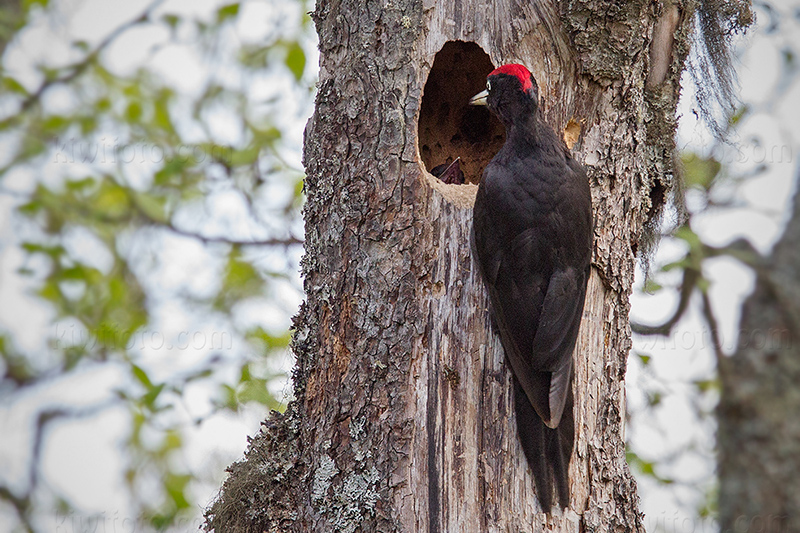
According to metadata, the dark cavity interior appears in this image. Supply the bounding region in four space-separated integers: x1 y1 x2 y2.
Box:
419 41 505 185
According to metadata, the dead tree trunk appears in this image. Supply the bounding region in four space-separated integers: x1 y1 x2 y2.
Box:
205 0 696 531
717 182 800 533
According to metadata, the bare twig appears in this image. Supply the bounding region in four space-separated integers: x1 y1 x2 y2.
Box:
3 0 165 126
0 485 33 533
164 221 303 247
702 237 764 267
0 402 118 533
632 237 764 338
700 290 726 369
631 267 701 336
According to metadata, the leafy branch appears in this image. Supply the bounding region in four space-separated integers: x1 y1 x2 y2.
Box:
0 0 314 530
4 0 165 125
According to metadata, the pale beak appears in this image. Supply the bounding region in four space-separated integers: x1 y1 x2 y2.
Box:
469 89 488 106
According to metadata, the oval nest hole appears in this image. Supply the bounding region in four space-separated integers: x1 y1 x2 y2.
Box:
419 41 505 186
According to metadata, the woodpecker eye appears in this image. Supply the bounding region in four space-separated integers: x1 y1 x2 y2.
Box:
486 80 492 92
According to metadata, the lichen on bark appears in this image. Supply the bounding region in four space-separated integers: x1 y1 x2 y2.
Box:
204 410 302 533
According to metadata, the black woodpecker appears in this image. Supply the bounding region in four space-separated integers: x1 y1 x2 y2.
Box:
470 64 593 512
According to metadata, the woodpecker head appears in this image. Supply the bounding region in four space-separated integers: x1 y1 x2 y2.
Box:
469 64 539 127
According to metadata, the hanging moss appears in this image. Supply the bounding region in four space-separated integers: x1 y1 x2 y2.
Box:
639 0 753 274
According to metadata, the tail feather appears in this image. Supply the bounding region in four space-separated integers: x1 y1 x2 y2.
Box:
513 377 574 511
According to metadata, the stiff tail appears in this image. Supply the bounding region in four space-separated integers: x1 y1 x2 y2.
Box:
513 377 574 511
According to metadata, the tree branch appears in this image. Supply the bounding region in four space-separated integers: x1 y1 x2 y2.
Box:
631 237 764 337
631 267 701 336
3 0 165 125
163 222 303 247
0 402 118 533
700 289 726 368
0 485 33 533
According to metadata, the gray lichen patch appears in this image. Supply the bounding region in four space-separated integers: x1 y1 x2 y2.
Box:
312 454 339 503
312 453 382 533
563 0 652 84
325 468 382 533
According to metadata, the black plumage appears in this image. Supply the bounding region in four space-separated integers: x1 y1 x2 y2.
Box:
470 64 593 512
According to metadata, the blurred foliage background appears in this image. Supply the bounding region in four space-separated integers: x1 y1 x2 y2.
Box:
0 0 313 531
0 0 798 532
627 0 800 527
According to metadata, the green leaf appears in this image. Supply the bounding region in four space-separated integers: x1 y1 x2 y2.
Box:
154 158 188 185
694 378 719 393
20 135 46 159
43 115 69 132
219 384 238 411
23 0 49 11
142 383 165 408
216 3 240 23
729 105 749 126
96 97 112 112
2 77 29 96
153 90 175 133
132 363 153 389
238 44 269 69
38 279 62 303
238 377 280 408
21 242 63 257
661 258 691 272
647 391 663 406
164 473 191 510
626 449 674 485
246 326 291 352
229 145 260 166
185 368 213 382
214 248 266 311
674 226 705 260
681 152 721 190
60 265 90 281
94 179 131 218
77 115 97 135
133 192 168 223
252 126 281 145
642 278 662 294
72 40 90 53
197 142 233 165
285 42 306 80
162 14 180 29
162 430 182 452
239 362 251 383
126 101 143 122
65 177 96 192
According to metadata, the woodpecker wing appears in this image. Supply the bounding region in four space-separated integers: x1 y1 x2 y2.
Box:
531 266 587 427
474 228 585 427
473 153 590 429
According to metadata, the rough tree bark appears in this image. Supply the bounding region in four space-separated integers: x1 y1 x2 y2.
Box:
205 0 698 531
718 183 800 533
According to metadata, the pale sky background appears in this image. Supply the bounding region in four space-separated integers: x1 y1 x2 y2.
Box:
0 0 799 532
